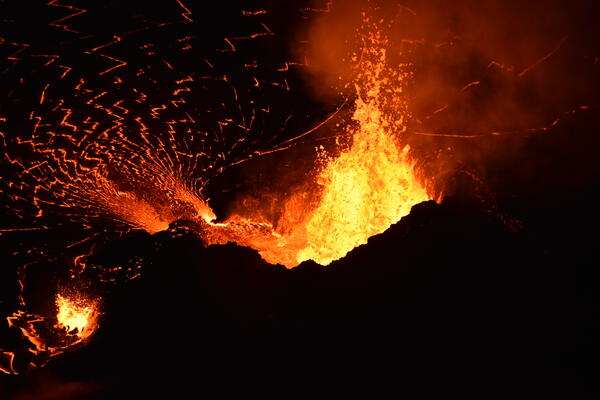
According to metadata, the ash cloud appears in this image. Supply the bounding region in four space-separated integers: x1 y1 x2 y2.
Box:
298 0 600 197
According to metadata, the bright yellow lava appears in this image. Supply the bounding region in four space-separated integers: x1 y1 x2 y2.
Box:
202 27 431 267
296 118 427 265
295 46 429 264
56 294 96 336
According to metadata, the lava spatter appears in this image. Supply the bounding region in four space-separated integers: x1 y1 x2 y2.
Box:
202 17 431 267
55 294 98 339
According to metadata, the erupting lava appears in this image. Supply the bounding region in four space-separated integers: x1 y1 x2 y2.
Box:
55 294 97 338
0 2 433 374
202 22 431 267
1 0 594 382
0 291 99 374
295 41 429 264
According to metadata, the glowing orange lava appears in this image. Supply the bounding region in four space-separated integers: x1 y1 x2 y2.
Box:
295 54 429 264
56 294 97 339
0 3 437 376
203 23 432 267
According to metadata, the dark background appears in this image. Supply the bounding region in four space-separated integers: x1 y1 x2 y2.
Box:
1 0 600 397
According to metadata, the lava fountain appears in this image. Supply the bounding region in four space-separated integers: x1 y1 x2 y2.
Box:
201 18 432 267
55 294 98 339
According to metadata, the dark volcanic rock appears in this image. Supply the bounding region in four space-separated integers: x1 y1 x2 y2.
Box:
6 194 591 397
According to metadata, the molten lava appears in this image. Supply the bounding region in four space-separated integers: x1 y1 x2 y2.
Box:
0 4 433 375
55 294 97 338
0 291 100 373
202 23 431 267
295 53 429 264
